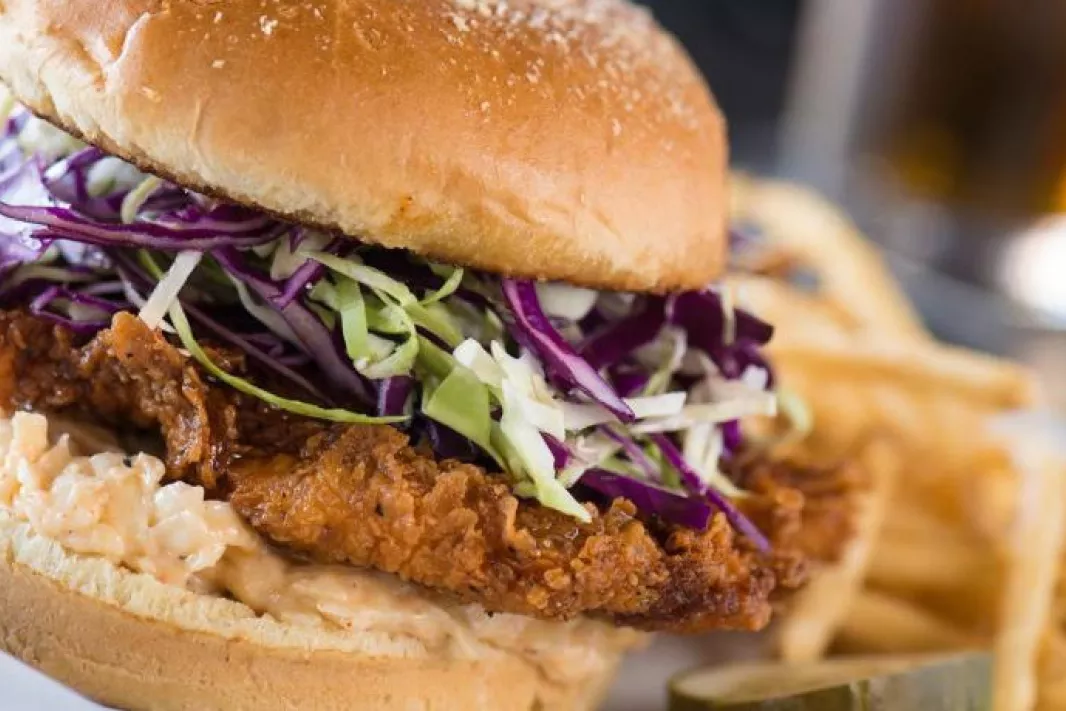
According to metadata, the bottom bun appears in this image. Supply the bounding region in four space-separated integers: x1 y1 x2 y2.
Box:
0 514 626 711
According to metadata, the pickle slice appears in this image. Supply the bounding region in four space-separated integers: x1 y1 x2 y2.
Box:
669 653 991 711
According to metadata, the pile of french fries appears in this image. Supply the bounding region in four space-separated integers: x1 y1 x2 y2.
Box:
729 176 1066 711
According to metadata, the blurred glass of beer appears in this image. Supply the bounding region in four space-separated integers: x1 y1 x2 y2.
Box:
879 1 1066 217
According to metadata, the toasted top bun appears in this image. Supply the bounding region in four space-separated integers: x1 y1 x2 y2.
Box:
0 0 727 292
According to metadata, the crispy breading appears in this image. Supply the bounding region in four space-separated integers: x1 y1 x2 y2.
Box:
227 423 812 631
0 310 854 631
732 455 860 567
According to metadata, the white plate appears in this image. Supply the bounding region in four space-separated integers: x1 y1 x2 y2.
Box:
0 653 107 711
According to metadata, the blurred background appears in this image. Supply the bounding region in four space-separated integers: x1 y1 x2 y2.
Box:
635 0 1066 408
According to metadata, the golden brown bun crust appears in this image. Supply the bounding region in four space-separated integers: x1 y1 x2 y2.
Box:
0 515 621 711
0 0 727 292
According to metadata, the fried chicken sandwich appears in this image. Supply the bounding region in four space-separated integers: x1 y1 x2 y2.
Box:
0 1 854 709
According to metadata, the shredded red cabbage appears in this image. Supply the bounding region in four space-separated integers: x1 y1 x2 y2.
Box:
649 433 770 551
30 284 124 314
608 366 651 398
0 138 21 176
183 299 332 404
213 247 374 405
579 470 711 530
0 161 51 254
424 419 483 462
543 432 572 471
273 237 342 308
0 231 48 271
599 426 661 481
0 202 287 251
721 420 743 454
377 376 413 417
578 297 666 371
501 279 635 422
545 432 716 533
667 290 774 354
41 148 127 221
27 284 121 333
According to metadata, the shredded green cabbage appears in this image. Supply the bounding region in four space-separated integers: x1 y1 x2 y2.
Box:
422 264 464 304
454 338 505 389
745 386 813 453
422 365 502 462
226 274 302 345
777 387 813 442
310 252 417 304
170 300 405 424
138 250 201 329
362 333 418 379
416 336 501 460
421 335 588 520
0 91 13 123
15 116 84 160
139 252 406 425
410 300 463 347
499 399 591 522
312 251 463 346
5 265 96 288
120 176 163 224
642 328 688 396
365 299 411 335
269 231 331 280
335 278 420 379
336 277 372 363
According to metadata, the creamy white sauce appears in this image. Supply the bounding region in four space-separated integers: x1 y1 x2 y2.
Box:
0 412 643 686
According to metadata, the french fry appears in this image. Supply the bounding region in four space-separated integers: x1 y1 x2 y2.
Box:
835 589 979 654
730 174 929 341
1038 633 1066 710
1038 682 1066 711
725 275 861 345
880 498 977 544
867 536 995 594
964 457 1024 542
994 422 1066 711
771 339 1036 412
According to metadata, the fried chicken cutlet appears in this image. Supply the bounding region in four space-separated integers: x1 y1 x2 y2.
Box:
0 310 857 632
